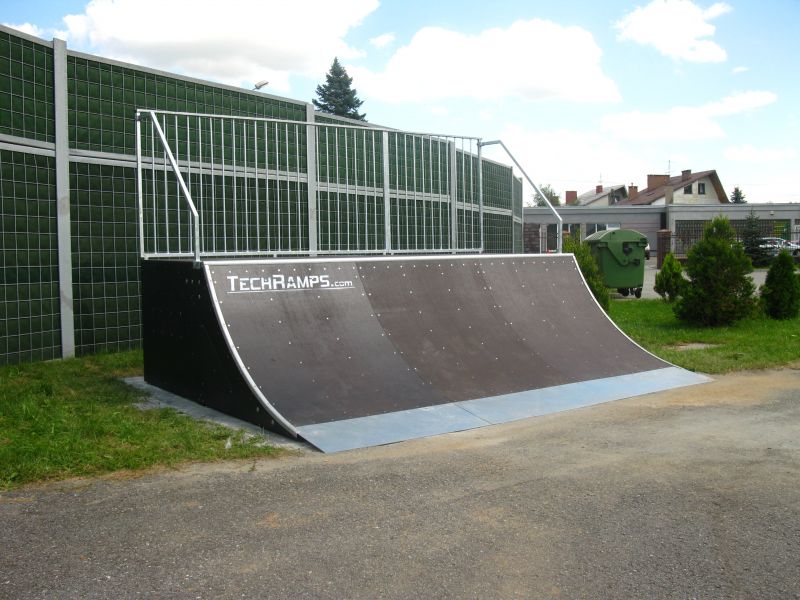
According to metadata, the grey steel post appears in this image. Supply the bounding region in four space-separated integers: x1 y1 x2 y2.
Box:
477 140 484 252
382 131 391 253
135 111 145 258
305 103 318 254
449 140 458 251
53 38 74 358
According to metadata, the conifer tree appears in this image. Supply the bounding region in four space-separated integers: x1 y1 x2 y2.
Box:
313 58 366 121
761 250 800 319
674 217 755 326
729 186 746 203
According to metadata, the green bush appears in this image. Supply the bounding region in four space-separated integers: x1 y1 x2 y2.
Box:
760 250 800 319
563 234 610 311
675 217 756 326
654 252 685 302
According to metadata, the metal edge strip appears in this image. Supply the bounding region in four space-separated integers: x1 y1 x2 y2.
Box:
204 253 564 267
203 263 298 437
298 367 710 453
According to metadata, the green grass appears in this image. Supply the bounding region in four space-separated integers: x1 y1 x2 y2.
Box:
609 299 800 373
0 350 283 490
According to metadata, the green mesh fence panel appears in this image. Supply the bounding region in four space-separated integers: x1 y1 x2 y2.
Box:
482 160 512 211
514 220 523 253
0 31 55 143
70 161 141 355
318 192 385 252
0 150 61 364
483 213 514 254
67 55 307 156
512 176 522 218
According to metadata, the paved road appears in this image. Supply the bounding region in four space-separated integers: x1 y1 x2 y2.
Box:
2 367 799 599
616 263 768 300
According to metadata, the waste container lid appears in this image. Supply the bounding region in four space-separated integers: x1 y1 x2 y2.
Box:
584 228 648 244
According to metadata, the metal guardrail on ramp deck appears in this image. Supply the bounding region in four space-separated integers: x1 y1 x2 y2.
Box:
135 110 492 260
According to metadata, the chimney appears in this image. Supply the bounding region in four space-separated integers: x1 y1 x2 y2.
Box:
628 184 638 200
565 190 578 205
681 169 691 181
664 185 674 205
647 174 669 189
595 184 604 194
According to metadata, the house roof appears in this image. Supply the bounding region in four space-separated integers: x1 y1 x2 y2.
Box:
617 170 727 205
577 184 627 206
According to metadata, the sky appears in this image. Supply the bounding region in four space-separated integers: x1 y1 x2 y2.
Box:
4 0 799 204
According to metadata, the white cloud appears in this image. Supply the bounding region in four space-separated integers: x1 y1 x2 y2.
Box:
61 0 378 91
350 19 620 104
4 22 45 37
483 124 651 204
369 33 395 49
724 144 797 162
602 91 777 141
615 0 731 62
732 66 748 74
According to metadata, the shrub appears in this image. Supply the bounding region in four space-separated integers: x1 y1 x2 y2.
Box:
674 217 756 326
761 250 800 319
741 209 771 267
654 252 685 302
563 234 610 311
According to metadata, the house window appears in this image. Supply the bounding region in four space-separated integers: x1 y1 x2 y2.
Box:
698 183 706 194
684 185 692 194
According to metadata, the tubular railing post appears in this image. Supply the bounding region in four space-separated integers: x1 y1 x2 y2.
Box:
449 140 458 252
382 131 391 253
477 140 484 252
479 140 562 253
135 111 145 258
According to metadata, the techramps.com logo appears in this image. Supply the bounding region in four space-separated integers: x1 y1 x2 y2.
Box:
225 274 354 294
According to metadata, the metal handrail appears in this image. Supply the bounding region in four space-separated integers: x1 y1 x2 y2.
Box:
135 110 532 260
479 140 562 253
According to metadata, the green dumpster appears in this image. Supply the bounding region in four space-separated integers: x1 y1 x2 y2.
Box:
584 229 649 298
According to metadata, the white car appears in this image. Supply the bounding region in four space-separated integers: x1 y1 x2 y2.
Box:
759 237 800 256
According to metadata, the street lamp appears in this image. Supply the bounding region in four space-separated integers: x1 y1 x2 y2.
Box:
253 80 269 91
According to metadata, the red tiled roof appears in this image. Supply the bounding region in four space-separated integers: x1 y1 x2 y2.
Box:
617 170 727 205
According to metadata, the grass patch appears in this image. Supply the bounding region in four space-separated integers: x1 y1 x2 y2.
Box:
609 299 800 373
0 350 283 490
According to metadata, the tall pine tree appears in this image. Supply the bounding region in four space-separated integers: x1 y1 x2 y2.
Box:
313 58 366 121
729 186 746 203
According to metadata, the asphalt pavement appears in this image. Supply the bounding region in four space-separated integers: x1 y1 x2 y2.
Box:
2 367 799 599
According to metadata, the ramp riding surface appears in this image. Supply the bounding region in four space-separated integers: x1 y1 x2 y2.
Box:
142 255 708 451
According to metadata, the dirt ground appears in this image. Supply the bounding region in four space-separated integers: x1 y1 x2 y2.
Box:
1 365 799 599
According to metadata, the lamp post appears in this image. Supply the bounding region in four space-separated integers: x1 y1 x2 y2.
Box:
253 80 269 91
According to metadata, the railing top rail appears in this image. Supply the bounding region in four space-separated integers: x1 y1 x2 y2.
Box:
135 109 482 142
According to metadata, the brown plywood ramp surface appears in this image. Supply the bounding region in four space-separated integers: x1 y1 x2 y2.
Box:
195 254 709 452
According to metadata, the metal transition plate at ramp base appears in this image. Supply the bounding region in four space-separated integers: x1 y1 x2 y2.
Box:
297 367 710 453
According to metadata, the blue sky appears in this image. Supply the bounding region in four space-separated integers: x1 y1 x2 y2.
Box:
5 0 799 203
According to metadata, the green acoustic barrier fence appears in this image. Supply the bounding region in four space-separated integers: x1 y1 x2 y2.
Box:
0 25 523 365
0 31 55 144
70 161 141 355
0 150 61 365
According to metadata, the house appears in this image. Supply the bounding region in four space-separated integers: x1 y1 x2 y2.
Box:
565 184 628 206
616 170 727 205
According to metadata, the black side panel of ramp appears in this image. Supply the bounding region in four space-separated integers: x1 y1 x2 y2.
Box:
143 255 709 452
142 260 283 433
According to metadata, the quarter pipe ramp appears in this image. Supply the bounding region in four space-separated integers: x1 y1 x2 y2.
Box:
142 255 708 452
